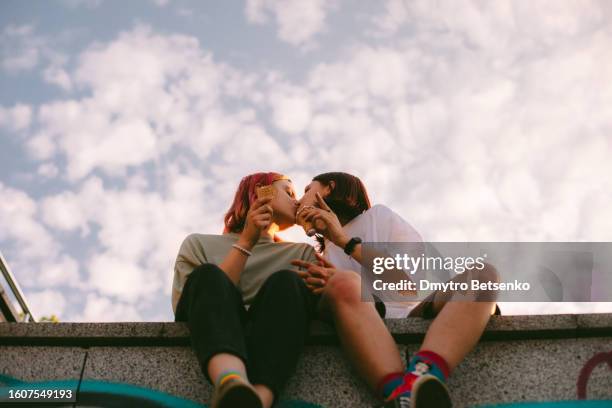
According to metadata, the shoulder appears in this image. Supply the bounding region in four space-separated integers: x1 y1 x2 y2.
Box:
178 233 233 254
358 204 398 223
369 204 395 217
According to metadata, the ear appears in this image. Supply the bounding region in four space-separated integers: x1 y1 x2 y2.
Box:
325 180 335 195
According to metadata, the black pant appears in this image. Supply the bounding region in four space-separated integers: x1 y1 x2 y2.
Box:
174 263 319 397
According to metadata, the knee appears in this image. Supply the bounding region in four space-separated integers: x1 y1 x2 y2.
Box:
471 263 500 301
189 263 232 289
471 263 500 284
264 269 305 291
322 271 362 309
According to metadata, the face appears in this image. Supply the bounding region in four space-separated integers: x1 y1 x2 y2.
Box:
297 180 330 209
269 179 299 230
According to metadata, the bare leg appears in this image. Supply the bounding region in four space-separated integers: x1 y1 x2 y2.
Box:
208 354 274 408
207 353 248 384
319 270 404 391
252 385 274 408
412 265 499 371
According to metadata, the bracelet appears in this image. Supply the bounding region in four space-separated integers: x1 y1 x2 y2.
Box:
232 243 253 257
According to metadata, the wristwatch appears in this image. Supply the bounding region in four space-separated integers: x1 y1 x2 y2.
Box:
343 237 362 255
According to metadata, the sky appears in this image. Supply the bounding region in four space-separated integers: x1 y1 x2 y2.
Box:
1 0 611 322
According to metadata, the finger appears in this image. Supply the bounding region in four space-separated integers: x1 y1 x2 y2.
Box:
252 196 273 210
253 215 272 224
255 220 271 229
288 269 309 279
300 208 315 219
315 192 332 212
306 277 326 287
313 287 325 295
315 252 335 268
308 266 328 279
291 259 315 269
304 210 325 223
255 204 274 215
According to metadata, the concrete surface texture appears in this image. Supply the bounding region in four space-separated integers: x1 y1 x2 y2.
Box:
1 314 611 408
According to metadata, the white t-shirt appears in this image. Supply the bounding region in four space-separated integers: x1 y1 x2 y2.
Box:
324 204 423 318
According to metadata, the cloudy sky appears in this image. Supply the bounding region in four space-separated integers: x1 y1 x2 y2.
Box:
1 0 611 322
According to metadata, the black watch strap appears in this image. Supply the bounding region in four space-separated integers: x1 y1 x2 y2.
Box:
344 237 362 255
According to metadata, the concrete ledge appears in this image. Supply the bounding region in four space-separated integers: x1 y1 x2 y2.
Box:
1 314 611 347
1 314 611 407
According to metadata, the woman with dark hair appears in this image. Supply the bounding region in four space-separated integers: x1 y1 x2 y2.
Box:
292 172 498 408
172 172 319 408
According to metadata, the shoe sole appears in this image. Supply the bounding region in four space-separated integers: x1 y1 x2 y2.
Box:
411 375 452 408
215 382 263 408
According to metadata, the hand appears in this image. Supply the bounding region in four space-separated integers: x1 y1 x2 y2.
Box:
299 193 350 248
239 197 273 248
291 253 337 294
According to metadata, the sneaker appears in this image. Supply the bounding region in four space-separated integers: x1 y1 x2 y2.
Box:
382 395 411 408
211 376 263 408
411 374 451 408
381 375 451 408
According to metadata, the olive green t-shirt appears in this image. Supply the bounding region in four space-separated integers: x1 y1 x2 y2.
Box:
172 233 317 315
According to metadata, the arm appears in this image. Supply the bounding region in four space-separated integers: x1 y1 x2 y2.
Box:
219 196 273 285
301 196 420 287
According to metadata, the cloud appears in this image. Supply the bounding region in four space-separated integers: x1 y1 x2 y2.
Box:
245 0 338 47
36 163 59 179
1 23 73 92
28 25 262 181
0 103 32 132
38 170 220 302
268 83 312 134
1 24 42 72
27 289 67 319
0 182 58 260
69 293 142 322
0 182 83 293
4 3 612 321
43 65 72 91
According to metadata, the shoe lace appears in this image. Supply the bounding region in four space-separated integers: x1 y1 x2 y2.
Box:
397 396 411 408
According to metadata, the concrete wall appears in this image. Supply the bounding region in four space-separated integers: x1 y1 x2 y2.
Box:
1 314 611 407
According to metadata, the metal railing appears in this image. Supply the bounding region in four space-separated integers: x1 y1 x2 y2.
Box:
0 250 36 322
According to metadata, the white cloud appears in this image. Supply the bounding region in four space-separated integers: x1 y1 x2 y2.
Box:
269 84 312 134
4 4 612 321
38 255 81 288
43 65 72 91
37 163 59 179
70 293 142 322
0 183 57 260
0 103 32 132
1 24 41 72
28 25 261 181
88 252 157 299
41 191 90 234
245 0 338 47
27 289 67 319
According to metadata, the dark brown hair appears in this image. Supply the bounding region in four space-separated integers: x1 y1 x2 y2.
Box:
312 172 371 251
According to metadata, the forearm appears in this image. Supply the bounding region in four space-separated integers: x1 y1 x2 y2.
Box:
218 239 253 285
